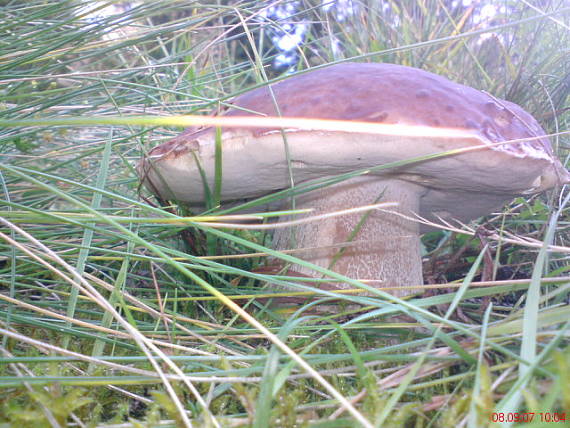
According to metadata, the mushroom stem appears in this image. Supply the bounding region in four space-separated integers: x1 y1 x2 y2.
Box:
273 177 424 297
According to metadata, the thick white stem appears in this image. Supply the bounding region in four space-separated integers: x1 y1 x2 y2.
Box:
273 177 424 297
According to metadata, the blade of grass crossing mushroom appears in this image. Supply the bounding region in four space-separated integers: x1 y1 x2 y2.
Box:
213 126 223 209
235 9 299 218
192 151 214 209
205 127 224 256
327 191 386 272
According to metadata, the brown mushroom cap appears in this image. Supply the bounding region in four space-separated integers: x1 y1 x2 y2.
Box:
141 62 569 226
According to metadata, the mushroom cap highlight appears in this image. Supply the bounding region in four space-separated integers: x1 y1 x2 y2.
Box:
140 62 569 225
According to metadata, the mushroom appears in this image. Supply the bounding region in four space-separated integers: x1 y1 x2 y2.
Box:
139 62 570 297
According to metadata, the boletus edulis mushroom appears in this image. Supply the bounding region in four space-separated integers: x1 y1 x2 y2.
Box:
139 63 570 298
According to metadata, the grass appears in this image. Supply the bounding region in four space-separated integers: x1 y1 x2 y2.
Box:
0 0 569 427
